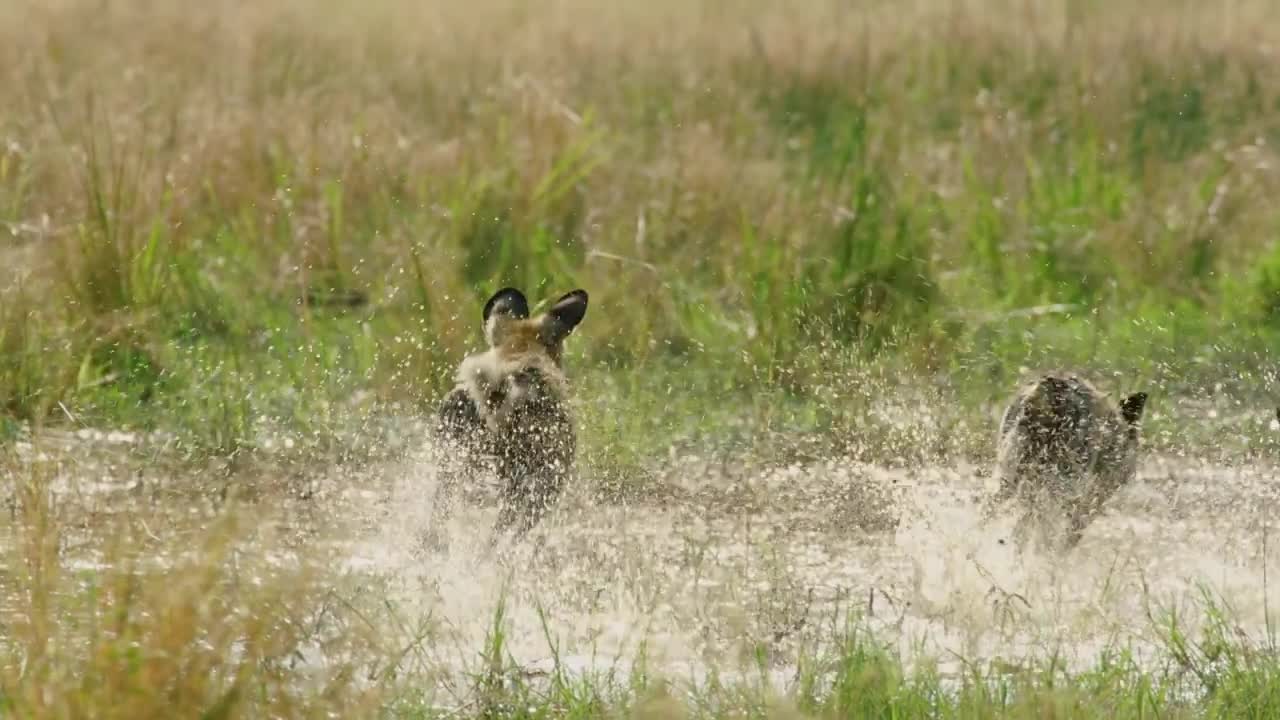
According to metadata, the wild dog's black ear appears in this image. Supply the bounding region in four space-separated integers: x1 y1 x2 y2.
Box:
1120 392 1148 425
483 288 529 323
543 289 588 341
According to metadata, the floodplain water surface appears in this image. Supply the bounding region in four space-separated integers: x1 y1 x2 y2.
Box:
13 417 1279 707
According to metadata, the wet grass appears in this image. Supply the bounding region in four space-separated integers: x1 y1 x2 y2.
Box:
0 452 382 718
1 0 1279 459
384 599 1280 719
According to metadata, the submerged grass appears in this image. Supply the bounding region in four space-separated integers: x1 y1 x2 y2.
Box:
0 451 385 718
370 582 1280 719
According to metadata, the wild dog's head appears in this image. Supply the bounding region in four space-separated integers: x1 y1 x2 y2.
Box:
458 287 589 426
481 287 589 365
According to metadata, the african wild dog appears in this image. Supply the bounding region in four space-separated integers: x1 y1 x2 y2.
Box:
984 372 1148 551
432 287 589 542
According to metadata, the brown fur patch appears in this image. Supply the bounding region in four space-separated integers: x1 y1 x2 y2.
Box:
986 372 1147 551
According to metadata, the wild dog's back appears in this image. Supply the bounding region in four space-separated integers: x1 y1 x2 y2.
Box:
990 372 1147 549
996 375 1113 488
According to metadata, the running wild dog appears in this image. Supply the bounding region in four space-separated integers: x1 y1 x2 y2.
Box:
985 373 1148 551
432 287 589 542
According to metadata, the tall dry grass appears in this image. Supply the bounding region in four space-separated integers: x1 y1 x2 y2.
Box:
1 0 1279 445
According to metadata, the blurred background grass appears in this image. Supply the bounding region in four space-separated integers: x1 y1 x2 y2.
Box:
1 0 1278 457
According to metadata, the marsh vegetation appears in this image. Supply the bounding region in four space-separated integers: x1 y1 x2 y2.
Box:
3 0 1280 716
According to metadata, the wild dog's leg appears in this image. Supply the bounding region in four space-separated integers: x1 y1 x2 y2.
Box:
490 400 573 544
1062 492 1106 551
501 468 566 542
1013 500 1064 553
983 401 1024 520
982 473 1019 520
1062 516 1087 551
1061 461 1132 552
1009 509 1036 551
489 440 535 547
1002 464 1059 551
492 464 546 541
982 452 1029 522
437 387 486 450
429 388 488 550
493 493 538 544
491 445 570 547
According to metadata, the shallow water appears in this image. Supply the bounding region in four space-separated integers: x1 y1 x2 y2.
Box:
8 426 1280 703
328 438 1280 701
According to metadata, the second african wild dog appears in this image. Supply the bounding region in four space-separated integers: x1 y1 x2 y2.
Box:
433 287 589 541
984 372 1148 551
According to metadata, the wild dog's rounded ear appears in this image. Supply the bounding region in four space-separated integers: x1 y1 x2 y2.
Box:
483 288 530 323
1120 392 1148 424
545 289 588 338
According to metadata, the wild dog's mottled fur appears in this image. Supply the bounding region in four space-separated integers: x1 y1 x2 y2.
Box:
985 372 1148 551
433 287 588 541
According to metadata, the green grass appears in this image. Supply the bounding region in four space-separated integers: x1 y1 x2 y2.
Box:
2 0 1279 457
373 586 1280 719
